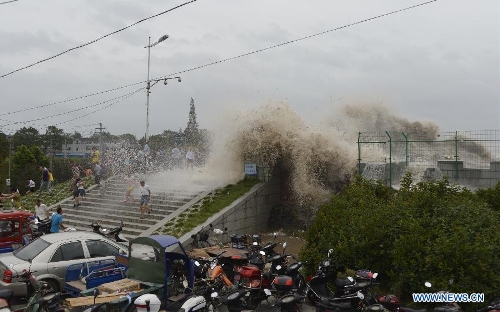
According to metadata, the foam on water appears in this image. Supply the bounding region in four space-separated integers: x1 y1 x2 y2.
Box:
145 101 492 207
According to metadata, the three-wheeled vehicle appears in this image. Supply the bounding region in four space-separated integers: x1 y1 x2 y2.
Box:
0 209 35 253
75 235 194 312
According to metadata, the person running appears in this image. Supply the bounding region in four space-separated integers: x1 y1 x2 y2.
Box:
73 178 81 207
138 180 151 219
34 199 50 221
78 179 86 201
50 206 66 233
123 176 135 203
185 148 195 170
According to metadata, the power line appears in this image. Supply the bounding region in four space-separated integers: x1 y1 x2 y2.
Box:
0 0 198 78
0 81 143 117
2 0 438 119
0 0 20 5
155 0 439 80
0 87 144 128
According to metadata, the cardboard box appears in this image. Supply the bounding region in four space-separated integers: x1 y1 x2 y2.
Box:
98 278 141 295
65 293 126 308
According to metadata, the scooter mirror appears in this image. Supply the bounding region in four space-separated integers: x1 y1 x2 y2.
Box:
347 276 354 282
373 272 378 279
425 282 432 288
357 291 364 300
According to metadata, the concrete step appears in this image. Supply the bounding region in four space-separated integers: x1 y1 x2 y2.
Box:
68 197 187 210
59 174 209 240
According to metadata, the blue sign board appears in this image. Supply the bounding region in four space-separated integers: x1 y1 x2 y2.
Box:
244 163 257 175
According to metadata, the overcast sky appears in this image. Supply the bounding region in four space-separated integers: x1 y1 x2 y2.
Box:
0 0 498 138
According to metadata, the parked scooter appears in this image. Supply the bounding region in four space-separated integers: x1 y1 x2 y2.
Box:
272 293 305 312
377 294 426 312
11 267 69 312
306 249 379 306
30 218 52 237
90 220 128 243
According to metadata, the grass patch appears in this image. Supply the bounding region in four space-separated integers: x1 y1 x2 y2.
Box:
17 176 95 213
154 176 260 237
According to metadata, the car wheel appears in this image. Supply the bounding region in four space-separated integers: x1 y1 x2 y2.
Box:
41 279 59 293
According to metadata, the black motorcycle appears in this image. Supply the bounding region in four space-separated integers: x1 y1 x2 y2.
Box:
306 249 379 306
90 220 128 243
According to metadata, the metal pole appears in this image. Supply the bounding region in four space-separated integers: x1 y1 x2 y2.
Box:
357 132 362 175
402 132 409 167
8 138 11 187
385 131 392 188
146 36 151 141
454 131 459 179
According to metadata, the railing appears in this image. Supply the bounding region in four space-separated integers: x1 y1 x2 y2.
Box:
357 130 500 188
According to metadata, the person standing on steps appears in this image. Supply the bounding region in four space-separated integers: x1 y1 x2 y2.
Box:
123 176 135 203
73 178 81 207
138 180 151 219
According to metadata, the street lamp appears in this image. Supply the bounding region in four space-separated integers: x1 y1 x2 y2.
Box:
144 34 169 141
6 135 12 188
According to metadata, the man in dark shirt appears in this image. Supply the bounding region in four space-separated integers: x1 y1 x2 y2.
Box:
39 165 50 193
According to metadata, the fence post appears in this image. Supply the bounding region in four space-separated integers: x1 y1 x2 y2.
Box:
402 132 409 167
454 131 459 179
357 132 362 175
385 131 392 188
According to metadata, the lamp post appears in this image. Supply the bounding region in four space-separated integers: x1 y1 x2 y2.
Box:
144 34 169 142
6 135 12 188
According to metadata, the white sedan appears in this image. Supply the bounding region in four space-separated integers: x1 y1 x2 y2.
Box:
0 231 128 297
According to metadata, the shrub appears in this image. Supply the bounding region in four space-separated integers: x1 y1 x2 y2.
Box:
301 174 500 311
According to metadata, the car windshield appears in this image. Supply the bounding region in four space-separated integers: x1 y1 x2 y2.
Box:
14 238 50 261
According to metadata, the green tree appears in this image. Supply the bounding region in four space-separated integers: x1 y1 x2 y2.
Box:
11 145 49 192
12 127 43 149
301 176 500 311
184 97 200 146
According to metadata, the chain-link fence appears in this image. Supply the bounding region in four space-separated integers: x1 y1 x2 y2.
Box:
357 130 500 188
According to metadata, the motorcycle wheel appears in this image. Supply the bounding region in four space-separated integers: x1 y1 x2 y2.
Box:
295 274 307 296
244 294 261 310
306 290 319 305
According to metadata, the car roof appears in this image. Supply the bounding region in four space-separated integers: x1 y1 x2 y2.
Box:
40 231 109 243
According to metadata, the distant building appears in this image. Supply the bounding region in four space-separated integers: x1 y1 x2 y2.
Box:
55 138 96 158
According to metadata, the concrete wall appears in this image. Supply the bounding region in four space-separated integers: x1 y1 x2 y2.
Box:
179 171 282 247
436 160 500 189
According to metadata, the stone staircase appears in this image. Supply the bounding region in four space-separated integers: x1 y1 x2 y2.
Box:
59 175 210 239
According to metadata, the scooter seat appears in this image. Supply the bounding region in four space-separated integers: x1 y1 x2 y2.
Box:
334 278 355 288
0 289 13 300
319 298 352 310
402 308 427 312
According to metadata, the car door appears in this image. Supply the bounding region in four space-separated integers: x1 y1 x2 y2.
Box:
47 240 86 279
84 239 122 261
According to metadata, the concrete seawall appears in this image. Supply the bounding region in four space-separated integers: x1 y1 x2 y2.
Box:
179 172 281 247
